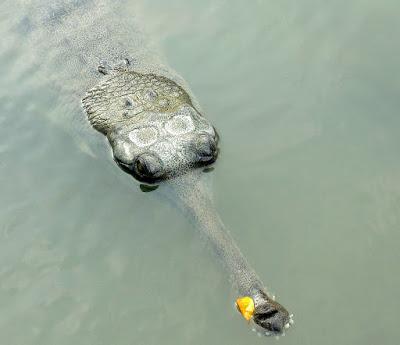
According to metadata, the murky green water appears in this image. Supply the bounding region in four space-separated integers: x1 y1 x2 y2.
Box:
1 1 400 344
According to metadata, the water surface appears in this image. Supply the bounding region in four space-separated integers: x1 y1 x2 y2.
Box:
1 1 400 344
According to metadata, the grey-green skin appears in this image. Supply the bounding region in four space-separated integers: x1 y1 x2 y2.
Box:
82 60 219 184
7 0 291 336
82 60 291 335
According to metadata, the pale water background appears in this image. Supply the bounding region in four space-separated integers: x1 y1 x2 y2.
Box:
1 1 400 344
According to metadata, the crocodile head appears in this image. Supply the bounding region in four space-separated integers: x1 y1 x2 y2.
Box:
82 68 219 183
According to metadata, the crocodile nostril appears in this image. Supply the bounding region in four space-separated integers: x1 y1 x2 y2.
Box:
255 309 278 322
253 304 289 334
196 134 218 162
253 310 285 333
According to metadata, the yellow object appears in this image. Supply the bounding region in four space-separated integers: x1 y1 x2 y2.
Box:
235 296 255 321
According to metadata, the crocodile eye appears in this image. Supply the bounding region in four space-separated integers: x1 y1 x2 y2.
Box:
195 133 218 163
134 158 147 176
132 153 165 183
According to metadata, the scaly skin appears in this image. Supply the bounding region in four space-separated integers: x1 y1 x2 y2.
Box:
82 60 292 335
8 0 292 336
82 61 219 183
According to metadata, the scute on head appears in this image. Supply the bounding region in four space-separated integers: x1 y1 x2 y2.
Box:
82 68 219 183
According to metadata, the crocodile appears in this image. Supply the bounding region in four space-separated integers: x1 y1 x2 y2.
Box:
7 0 292 336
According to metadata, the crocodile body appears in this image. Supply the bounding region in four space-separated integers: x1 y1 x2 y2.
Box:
3 0 291 336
